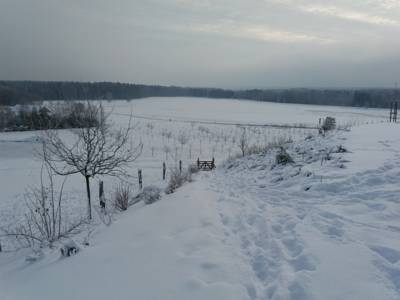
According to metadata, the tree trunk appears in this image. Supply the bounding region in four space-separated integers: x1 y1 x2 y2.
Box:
85 175 92 220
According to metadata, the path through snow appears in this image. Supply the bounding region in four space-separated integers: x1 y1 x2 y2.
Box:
206 123 400 299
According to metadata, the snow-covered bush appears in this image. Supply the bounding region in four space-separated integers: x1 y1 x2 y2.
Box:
137 186 162 205
165 168 192 194
322 117 336 131
247 137 293 157
275 147 294 165
335 145 348 153
188 163 200 174
246 144 267 156
114 183 131 211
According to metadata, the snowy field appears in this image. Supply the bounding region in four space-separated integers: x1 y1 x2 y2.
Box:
0 98 386 233
0 97 397 300
105 97 387 127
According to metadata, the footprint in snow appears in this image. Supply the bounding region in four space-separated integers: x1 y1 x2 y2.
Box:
289 253 318 272
369 245 400 264
219 213 230 226
200 262 219 270
183 278 206 291
288 280 314 300
282 237 304 258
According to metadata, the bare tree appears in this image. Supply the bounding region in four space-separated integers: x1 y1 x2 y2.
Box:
163 145 171 161
41 103 142 220
0 166 83 249
177 131 189 150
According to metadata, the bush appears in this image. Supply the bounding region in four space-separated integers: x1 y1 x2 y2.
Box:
275 147 294 165
165 168 192 194
322 117 336 131
188 163 200 174
246 144 267 156
114 183 131 211
335 145 348 153
138 186 162 205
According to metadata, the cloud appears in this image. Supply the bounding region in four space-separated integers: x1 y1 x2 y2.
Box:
182 23 335 44
375 0 400 10
299 4 400 26
0 0 400 87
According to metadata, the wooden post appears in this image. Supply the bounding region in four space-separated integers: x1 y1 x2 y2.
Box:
0 241 2 253
390 102 393 122
99 181 105 210
163 162 166 180
179 160 182 174
197 158 200 169
212 157 215 169
138 169 142 189
395 102 398 122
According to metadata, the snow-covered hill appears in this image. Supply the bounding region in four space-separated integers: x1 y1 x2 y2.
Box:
1 123 400 300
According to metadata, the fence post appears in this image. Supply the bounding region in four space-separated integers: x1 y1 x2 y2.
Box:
138 169 142 189
99 181 105 210
179 160 182 174
0 241 2 253
390 102 393 122
197 158 200 169
212 157 215 169
395 102 398 122
163 162 166 180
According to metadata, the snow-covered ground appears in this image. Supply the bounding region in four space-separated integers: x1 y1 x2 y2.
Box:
104 98 387 127
1 98 385 237
211 123 400 299
0 98 396 300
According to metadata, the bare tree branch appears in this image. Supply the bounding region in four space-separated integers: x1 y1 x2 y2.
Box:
41 102 142 220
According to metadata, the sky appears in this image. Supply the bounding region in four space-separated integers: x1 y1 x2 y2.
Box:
1 0 400 88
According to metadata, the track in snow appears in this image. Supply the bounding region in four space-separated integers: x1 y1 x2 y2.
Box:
205 125 400 300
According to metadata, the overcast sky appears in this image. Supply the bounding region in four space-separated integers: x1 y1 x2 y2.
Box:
1 0 400 88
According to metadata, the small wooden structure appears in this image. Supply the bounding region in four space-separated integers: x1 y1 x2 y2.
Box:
197 158 215 170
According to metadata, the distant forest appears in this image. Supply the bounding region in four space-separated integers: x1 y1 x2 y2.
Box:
0 80 399 108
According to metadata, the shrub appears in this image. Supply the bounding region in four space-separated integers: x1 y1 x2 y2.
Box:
275 147 294 165
246 144 267 156
114 183 131 211
322 117 336 131
165 168 192 194
138 186 162 205
336 145 348 153
188 163 200 174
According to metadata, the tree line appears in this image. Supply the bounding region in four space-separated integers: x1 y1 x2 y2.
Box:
1 80 399 108
0 102 98 132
